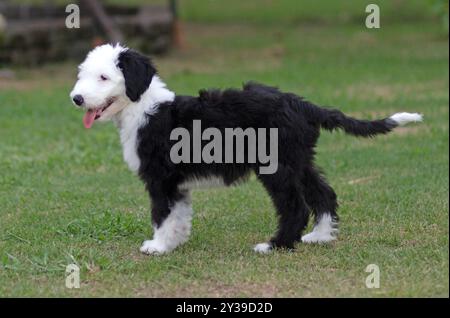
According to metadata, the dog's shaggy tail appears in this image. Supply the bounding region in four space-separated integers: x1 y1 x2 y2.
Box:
242 82 423 137
309 106 423 137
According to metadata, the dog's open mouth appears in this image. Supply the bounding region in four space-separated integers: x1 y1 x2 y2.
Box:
83 98 116 129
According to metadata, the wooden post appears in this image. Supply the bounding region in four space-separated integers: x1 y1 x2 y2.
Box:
169 0 184 49
79 0 124 44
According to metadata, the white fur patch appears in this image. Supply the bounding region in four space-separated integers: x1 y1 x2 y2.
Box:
70 44 127 110
140 239 170 255
115 76 175 172
253 242 272 254
179 176 226 190
117 104 148 172
301 213 338 244
389 112 423 126
140 197 193 255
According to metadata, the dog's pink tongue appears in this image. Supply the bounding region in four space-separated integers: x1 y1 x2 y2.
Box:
83 109 97 129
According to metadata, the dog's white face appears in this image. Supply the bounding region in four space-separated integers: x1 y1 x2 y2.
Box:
70 44 156 128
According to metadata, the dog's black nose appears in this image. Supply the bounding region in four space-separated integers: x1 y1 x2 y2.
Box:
72 95 84 106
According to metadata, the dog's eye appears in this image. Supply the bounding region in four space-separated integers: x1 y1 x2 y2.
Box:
100 75 108 81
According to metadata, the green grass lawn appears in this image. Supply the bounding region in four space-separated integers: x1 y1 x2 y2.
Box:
0 2 448 297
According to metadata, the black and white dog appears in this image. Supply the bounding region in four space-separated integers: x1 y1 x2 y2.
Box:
70 44 422 254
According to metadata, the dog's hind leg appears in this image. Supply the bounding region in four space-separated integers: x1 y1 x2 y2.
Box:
301 166 339 243
254 166 310 253
140 188 193 255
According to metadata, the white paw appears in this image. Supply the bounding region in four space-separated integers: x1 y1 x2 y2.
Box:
253 242 273 254
302 213 338 244
301 231 337 244
140 240 169 255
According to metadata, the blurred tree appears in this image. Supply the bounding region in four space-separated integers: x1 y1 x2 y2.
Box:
0 13 5 46
431 0 449 33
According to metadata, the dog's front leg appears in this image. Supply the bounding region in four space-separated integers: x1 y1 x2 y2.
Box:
140 187 193 255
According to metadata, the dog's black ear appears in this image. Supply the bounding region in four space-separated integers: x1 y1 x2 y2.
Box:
117 49 157 102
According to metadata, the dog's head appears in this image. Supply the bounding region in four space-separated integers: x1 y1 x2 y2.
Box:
70 44 157 128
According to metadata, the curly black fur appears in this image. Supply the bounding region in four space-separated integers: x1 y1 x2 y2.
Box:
135 82 398 250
